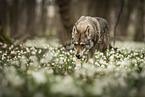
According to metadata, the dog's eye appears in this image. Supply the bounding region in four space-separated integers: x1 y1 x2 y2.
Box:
81 44 85 47
74 44 77 46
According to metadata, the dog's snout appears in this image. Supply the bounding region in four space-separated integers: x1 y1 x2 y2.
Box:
75 54 81 59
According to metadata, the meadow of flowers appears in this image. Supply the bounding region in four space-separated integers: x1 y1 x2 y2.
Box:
0 38 145 97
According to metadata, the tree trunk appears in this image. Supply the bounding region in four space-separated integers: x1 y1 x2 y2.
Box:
41 0 47 36
88 0 111 25
10 0 19 37
114 0 136 37
0 18 14 45
17 0 27 38
56 0 74 46
0 0 11 37
134 0 144 41
26 0 36 37
71 0 90 20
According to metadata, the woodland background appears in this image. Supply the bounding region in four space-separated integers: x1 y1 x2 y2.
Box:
0 0 145 97
0 0 144 46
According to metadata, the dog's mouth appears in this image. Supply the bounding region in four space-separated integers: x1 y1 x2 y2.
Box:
75 54 82 59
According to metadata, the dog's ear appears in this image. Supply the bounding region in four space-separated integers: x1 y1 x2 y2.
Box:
85 26 89 35
72 25 77 38
85 26 91 39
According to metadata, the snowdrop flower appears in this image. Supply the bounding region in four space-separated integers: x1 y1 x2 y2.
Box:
50 75 83 96
4 66 25 86
54 52 58 57
59 60 64 64
109 55 114 61
49 47 53 50
55 58 59 61
46 69 53 74
110 50 115 54
2 43 7 48
68 66 72 69
38 49 42 54
73 57 76 61
32 71 47 84
140 70 145 77
101 65 105 68
68 59 70 62
70 50 73 53
29 56 38 62
90 79 108 96
95 62 100 66
33 92 45 97
61 47 65 50
20 55 27 65
0 42 3 45
44 52 53 61
132 59 137 64
59 66 61 68
83 63 96 77
140 55 143 58
29 61 39 67
60 57 64 60
31 51 36 54
11 60 19 65
40 58 48 64
88 58 94 64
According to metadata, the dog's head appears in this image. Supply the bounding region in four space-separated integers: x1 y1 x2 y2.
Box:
71 25 94 59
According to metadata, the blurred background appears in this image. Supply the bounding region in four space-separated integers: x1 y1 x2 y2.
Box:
0 0 144 46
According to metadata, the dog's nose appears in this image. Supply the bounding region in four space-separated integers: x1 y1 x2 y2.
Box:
75 54 81 59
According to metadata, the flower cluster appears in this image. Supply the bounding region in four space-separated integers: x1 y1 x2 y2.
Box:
0 40 145 97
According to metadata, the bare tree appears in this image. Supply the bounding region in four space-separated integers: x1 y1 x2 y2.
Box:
0 17 14 45
134 0 144 41
114 0 136 37
56 0 74 46
39 0 47 36
0 0 11 36
26 0 36 37
10 0 19 37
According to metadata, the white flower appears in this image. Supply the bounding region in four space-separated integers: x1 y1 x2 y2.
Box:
29 56 38 62
88 58 94 64
52 63 55 65
38 49 42 54
40 58 48 63
68 66 72 69
60 57 64 60
73 57 76 61
32 51 36 54
29 61 39 67
109 55 114 62
59 60 64 64
90 78 108 96
4 66 25 86
32 71 47 84
50 75 83 96
49 47 53 50
47 69 53 74
33 92 45 97
59 66 61 68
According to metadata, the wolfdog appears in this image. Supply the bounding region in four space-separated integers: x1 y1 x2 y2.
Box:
71 16 109 63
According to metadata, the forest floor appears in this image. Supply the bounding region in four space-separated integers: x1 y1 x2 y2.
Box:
0 37 145 97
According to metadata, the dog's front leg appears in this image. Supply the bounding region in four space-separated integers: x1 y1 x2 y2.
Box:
75 57 81 69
